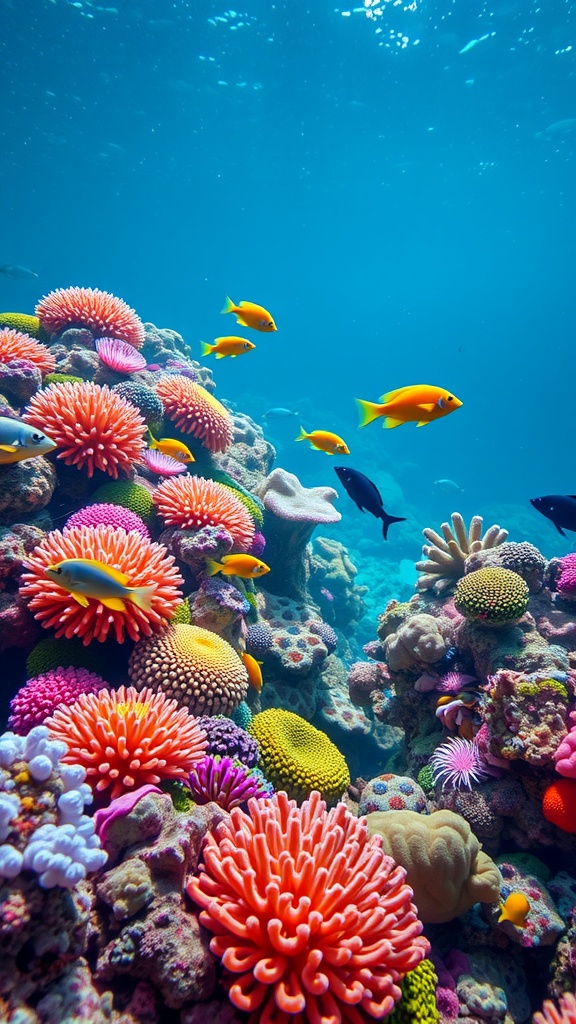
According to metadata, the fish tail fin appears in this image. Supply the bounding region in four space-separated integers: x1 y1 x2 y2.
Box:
128 585 156 612
355 398 383 428
146 428 158 449
205 559 223 576
295 426 308 442
200 341 214 357
221 296 235 314
381 513 407 541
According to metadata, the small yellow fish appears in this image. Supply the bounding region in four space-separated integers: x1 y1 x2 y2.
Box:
356 384 463 429
296 427 350 455
45 558 156 612
201 336 256 359
0 417 57 464
148 431 195 463
205 554 271 578
222 296 277 332
242 651 263 693
497 892 530 927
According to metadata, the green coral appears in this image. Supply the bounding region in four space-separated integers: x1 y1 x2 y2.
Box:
454 567 529 625
517 678 568 699
417 765 435 793
160 779 195 812
172 597 192 625
0 312 50 341
26 637 110 679
387 960 439 1024
91 481 155 525
42 373 84 387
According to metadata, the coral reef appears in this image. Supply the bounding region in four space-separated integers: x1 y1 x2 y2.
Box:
188 755 273 810
66 501 150 538
482 670 571 766
213 410 275 491
36 287 145 347
154 474 255 550
196 715 259 768
416 513 508 595
465 540 547 594
0 456 56 522
0 326 55 376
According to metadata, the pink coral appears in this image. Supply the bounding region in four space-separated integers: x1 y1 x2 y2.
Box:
553 710 576 778
557 554 576 600
155 375 233 452
533 992 576 1024
153 476 255 551
66 503 150 538
0 327 56 376
36 286 145 347
95 337 147 373
186 789 429 1024
8 666 108 734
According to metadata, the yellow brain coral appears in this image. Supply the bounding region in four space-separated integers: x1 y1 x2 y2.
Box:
454 567 529 625
249 708 351 804
128 623 249 716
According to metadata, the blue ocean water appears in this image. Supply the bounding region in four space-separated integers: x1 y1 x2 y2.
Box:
1 0 575 639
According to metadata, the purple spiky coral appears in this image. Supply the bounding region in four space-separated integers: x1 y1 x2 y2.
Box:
188 755 273 811
430 738 488 790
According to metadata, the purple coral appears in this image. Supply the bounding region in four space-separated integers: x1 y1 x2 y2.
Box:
246 621 274 654
557 554 576 600
188 755 273 810
66 502 150 538
8 667 108 735
196 715 259 768
308 619 338 654
430 738 488 790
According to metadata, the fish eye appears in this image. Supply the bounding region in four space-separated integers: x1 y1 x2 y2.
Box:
447 396 454 402
32 432 44 441
53 567 62 574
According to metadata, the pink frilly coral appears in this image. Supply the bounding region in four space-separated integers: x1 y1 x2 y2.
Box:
66 503 150 538
553 710 576 778
95 337 147 373
557 553 576 600
186 789 429 1024
8 666 109 734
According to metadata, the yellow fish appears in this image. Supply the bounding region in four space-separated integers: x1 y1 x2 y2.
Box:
296 427 350 455
0 417 57 464
201 336 256 359
45 558 156 612
497 892 530 927
242 651 263 693
222 296 277 332
205 554 270 578
356 384 463 429
148 431 195 463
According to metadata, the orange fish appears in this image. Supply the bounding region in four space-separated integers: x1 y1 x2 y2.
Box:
356 384 463 429
222 296 277 332
205 554 270 578
497 892 530 927
296 427 350 455
242 651 263 693
201 336 256 359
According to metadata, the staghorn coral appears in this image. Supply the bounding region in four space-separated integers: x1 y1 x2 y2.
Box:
8 666 108 734
20 524 183 645
482 670 570 766
156 374 233 451
366 807 502 923
187 790 429 1024
188 755 273 810
0 326 55 376
416 513 508 595
45 685 208 801
249 707 350 804
454 567 530 626
24 381 147 479
128 623 249 716
154 475 255 551
36 286 145 347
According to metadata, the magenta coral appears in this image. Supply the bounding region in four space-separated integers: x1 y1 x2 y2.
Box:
95 337 147 373
553 710 576 778
557 553 576 600
8 666 108 734
66 503 150 538
188 755 273 811
186 789 429 1024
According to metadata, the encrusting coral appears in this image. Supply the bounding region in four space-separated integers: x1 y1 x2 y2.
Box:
187 790 430 1024
36 286 145 347
416 513 508 595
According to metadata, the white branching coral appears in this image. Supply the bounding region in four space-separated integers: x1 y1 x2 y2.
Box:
415 513 508 595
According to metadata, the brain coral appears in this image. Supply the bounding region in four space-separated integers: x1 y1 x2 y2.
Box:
187 790 429 1024
366 808 502 923
249 707 351 804
20 525 183 645
0 327 55 376
454 567 529 625
45 684 208 801
464 541 546 594
112 380 164 426
8 666 108 735
24 381 147 479
153 475 255 551
66 502 150 538
128 623 249 716
36 286 145 347
155 374 233 452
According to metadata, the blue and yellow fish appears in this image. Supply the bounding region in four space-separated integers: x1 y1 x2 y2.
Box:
46 558 156 612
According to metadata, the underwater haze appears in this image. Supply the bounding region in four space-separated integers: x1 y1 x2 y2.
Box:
1 0 575 631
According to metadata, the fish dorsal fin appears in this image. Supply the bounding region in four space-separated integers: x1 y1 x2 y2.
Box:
380 385 414 403
78 558 131 585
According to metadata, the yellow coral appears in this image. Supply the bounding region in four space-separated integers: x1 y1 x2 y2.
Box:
249 708 350 804
387 959 439 1024
454 567 529 625
0 312 48 340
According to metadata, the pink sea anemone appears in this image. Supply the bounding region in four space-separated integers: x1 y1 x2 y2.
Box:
8 666 108 735
142 449 187 476
36 287 145 348
23 381 147 478
95 337 147 373
45 685 208 801
430 737 488 790
0 327 56 377
66 503 150 538
154 475 255 550
187 790 429 1024
155 374 233 452
20 524 183 645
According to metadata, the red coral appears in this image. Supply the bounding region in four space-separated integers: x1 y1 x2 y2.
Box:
0 327 55 376
36 287 145 347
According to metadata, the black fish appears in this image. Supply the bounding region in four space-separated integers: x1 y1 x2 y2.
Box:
0 264 38 280
530 495 576 537
334 466 406 541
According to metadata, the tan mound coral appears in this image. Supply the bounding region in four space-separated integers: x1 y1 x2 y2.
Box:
365 808 502 923
416 513 508 595
384 613 454 672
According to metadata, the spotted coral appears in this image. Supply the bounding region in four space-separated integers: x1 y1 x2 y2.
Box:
542 778 576 834
36 286 145 348
128 623 249 716
155 374 233 452
154 475 255 551
249 707 350 804
0 327 55 377
24 381 147 479
454 567 529 625
416 513 508 595
20 525 183 645
187 790 429 1024
8 666 108 735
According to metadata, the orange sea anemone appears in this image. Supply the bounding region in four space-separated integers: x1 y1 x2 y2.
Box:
36 286 145 348
154 475 255 550
155 374 233 452
45 684 208 800
23 381 147 478
187 790 429 1024
0 327 56 376
20 525 183 645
